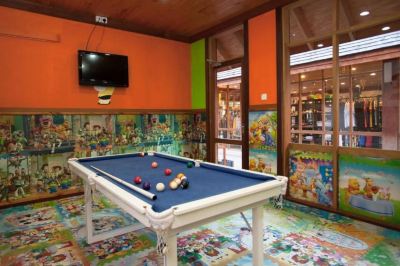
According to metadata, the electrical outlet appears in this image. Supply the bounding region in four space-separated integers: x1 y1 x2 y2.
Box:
261 93 268 101
96 16 108 24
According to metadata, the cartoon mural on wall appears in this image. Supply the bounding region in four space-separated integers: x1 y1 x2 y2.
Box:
339 154 400 227
288 150 334 206
249 111 277 174
0 113 206 207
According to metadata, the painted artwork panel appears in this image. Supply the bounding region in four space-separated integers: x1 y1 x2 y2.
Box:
249 111 277 174
339 154 400 227
288 150 334 206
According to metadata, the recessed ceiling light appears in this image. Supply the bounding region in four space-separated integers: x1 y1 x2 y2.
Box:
340 82 346 85
381 26 391 31
351 67 357 71
370 72 376 76
300 74 306 79
360 11 370 16
303 86 307 89
318 88 322 91
355 84 361 88
317 43 324 48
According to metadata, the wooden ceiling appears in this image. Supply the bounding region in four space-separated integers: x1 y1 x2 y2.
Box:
289 0 400 52
0 0 294 43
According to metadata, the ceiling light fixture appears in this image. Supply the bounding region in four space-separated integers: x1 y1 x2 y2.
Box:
359 11 370 16
300 74 306 79
351 67 357 71
370 72 376 76
381 26 391 31
340 82 346 85
317 43 324 48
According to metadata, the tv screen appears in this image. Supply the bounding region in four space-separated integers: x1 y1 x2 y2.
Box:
78 50 129 87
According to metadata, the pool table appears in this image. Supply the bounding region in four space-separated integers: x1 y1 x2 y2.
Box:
68 152 287 265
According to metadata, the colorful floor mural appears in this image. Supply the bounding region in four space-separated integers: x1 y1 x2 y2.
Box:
0 195 399 265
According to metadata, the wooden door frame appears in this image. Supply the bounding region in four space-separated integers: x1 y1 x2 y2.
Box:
205 22 249 169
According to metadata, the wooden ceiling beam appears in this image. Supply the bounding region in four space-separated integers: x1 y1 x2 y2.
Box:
291 7 314 50
339 0 355 41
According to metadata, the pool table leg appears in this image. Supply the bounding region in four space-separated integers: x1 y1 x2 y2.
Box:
165 233 177 266
252 205 264 266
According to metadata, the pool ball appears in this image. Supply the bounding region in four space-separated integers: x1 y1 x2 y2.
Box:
156 183 165 192
180 175 187 181
180 180 189 189
142 182 151 191
151 162 158 168
139 152 145 157
164 168 172 176
169 180 178 190
176 173 184 179
134 176 142 184
173 178 182 186
187 161 194 168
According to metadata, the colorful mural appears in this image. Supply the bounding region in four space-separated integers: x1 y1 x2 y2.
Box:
0 113 206 207
249 111 277 175
288 150 334 206
339 154 400 227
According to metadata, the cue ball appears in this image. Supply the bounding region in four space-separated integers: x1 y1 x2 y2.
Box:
142 182 151 190
134 176 142 184
156 183 165 192
180 180 189 189
169 180 178 190
151 162 158 168
164 168 172 176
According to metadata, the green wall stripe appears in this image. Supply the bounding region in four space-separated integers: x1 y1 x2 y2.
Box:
191 39 206 109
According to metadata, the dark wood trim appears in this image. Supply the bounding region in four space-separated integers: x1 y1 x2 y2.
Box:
0 191 83 210
214 138 243 145
276 7 283 176
189 0 298 42
205 38 211 163
286 196 400 231
0 108 206 115
241 21 250 170
0 0 190 43
217 58 243 68
249 104 277 111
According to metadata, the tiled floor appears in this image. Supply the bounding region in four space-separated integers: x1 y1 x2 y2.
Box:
0 195 399 265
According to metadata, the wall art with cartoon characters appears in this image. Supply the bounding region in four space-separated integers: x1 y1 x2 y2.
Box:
249 110 277 174
339 154 400 228
288 149 334 207
0 113 206 207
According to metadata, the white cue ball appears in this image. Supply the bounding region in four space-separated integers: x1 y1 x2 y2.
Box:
156 183 165 192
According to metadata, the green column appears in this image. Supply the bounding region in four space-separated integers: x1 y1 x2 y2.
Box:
191 39 206 109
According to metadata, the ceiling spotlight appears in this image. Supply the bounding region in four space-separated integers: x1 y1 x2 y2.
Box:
340 82 346 85
318 88 322 91
303 86 307 89
351 67 357 71
317 43 324 48
381 26 391 31
300 74 306 79
370 72 376 76
359 11 370 16
355 84 361 88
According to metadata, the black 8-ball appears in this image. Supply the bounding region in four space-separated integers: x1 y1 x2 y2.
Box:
142 182 151 191
180 179 189 189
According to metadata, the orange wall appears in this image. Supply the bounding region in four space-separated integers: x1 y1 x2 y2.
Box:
0 6 190 110
249 10 277 106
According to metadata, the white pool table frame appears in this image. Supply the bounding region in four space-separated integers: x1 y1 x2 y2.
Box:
68 152 288 266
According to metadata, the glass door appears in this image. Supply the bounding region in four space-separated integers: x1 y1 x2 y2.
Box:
213 64 244 169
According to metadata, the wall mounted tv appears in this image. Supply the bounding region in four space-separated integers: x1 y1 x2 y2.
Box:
78 50 129 87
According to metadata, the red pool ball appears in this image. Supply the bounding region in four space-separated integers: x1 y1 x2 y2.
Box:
133 176 142 184
164 168 172 176
151 162 158 168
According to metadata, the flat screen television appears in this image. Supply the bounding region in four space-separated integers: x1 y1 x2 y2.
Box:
78 50 129 87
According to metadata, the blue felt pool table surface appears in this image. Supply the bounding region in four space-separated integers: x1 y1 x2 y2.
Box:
78 153 276 212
